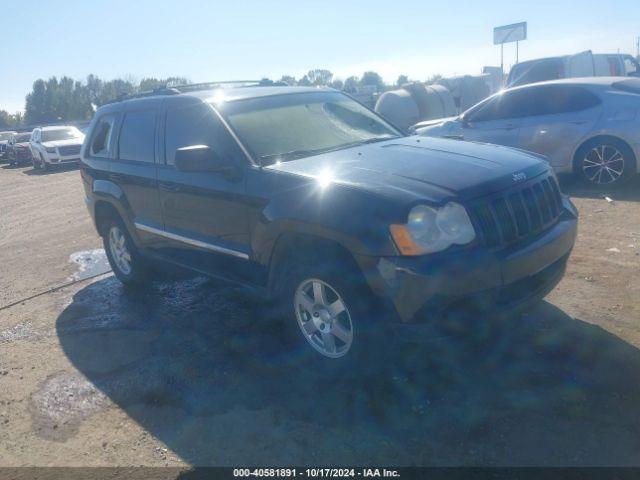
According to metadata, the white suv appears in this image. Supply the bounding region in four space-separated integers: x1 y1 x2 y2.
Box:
30 126 85 170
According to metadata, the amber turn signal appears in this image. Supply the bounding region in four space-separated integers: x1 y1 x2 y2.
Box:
389 224 423 256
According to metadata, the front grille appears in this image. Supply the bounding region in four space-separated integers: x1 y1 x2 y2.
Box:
469 175 563 248
58 144 81 156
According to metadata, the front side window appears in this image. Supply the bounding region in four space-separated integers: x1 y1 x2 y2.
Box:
41 127 82 142
0 132 14 141
464 89 533 122
90 114 116 157
218 92 400 164
118 110 156 163
165 102 220 165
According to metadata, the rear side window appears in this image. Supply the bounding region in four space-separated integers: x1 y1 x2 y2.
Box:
118 110 156 163
164 102 218 165
90 114 116 157
526 86 601 116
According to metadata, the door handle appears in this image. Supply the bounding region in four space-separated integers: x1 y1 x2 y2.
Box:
109 173 124 181
570 120 588 125
159 182 181 192
504 123 517 130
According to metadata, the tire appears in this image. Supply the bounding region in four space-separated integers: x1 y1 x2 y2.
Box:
274 252 391 367
101 216 152 288
32 156 41 170
575 137 636 188
41 156 49 171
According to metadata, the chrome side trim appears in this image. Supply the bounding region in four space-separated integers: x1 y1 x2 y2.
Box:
134 222 249 260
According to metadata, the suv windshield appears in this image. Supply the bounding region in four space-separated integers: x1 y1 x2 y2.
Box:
42 128 81 142
14 134 31 143
218 91 401 164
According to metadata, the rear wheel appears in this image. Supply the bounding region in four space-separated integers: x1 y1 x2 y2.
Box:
102 217 151 288
575 138 636 187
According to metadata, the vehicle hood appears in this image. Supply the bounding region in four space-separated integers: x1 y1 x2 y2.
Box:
15 142 30 148
267 136 549 203
42 138 83 148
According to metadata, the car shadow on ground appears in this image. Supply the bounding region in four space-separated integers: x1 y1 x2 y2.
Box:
22 164 79 176
55 276 640 466
559 174 640 202
1 163 31 170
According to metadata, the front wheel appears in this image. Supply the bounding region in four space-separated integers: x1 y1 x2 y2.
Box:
576 138 636 187
293 277 355 359
102 217 151 288
277 256 391 364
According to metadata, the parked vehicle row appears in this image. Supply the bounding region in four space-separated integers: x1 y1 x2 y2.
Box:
506 51 640 88
80 84 578 362
0 125 85 170
415 77 640 187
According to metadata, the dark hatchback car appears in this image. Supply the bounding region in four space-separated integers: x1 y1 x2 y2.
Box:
80 85 578 361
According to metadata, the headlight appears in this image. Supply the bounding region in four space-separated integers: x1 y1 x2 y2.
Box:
390 202 476 255
45 146 57 153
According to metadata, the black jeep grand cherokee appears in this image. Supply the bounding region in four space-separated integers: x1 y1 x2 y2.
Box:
80 85 577 360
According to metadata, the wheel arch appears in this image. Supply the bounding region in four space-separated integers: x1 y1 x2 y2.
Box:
266 232 365 299
93 200 123 237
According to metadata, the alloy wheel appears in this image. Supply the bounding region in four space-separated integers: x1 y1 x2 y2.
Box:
294 278 353 358
582 144 625 185
108 226 133 275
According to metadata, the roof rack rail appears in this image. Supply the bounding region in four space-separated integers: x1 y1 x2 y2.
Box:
169 80 263 92
104 87 180 105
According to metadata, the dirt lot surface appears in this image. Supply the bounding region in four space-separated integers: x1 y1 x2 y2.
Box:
1 162 640 467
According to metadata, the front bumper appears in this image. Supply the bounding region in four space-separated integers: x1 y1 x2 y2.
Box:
45 154 80 164
356 198 578 329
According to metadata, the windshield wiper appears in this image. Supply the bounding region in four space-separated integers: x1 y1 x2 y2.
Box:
259 148 327 164
259 136 398 166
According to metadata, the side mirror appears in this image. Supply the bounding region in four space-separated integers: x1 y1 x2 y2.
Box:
174 145 224 173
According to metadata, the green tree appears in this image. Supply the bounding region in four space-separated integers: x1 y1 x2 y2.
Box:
396 74 409 86
360 71 384 91
306 69 333 86
297 75 311 86
279 75 296 85
0 110 22 129
425 74 443 85
330 79 344 90
343 76 359 93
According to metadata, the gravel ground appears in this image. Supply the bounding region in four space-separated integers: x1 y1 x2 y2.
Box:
1 162 640 467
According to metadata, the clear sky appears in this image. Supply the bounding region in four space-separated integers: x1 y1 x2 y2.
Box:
3 0 638 113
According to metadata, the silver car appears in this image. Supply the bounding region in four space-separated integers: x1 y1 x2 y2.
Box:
415 77 640 187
